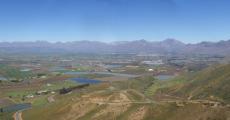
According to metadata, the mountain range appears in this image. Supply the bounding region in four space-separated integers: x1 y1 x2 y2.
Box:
0 39 230 55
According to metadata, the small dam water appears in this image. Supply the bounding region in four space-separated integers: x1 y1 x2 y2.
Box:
70 78 102 84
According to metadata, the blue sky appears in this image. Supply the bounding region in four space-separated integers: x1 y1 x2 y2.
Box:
0 0 230 43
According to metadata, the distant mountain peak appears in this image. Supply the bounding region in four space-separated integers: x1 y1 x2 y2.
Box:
162 38 184 45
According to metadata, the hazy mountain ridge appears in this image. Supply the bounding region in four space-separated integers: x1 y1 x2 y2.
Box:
0 39 229 55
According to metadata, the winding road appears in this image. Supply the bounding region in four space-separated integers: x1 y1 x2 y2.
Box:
13 111 23 120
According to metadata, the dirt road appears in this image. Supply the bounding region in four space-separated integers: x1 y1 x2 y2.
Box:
13 111 22 120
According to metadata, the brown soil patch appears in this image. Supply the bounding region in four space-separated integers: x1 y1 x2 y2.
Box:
128 106 147 120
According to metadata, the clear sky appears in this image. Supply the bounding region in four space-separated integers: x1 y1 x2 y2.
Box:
0 0 230 43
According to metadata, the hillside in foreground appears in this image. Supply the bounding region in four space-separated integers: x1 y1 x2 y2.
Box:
158 64 230 104
21 64 230 120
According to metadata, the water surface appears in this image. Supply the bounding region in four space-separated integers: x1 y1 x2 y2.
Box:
70 78 102 84
1 103 31 112
65 71 139 78
155 75 175 80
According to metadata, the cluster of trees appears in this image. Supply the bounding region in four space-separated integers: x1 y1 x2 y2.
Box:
59 84 89 94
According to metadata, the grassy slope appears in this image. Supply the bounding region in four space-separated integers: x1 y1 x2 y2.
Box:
161 64 230 103
41 80 78 91
23 93 80 120
110 76 155 94
144 103 230 120
0 112 14 120
145 73 191 97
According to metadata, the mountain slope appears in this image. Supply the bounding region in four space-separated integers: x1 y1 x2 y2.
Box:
165 64 230 103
